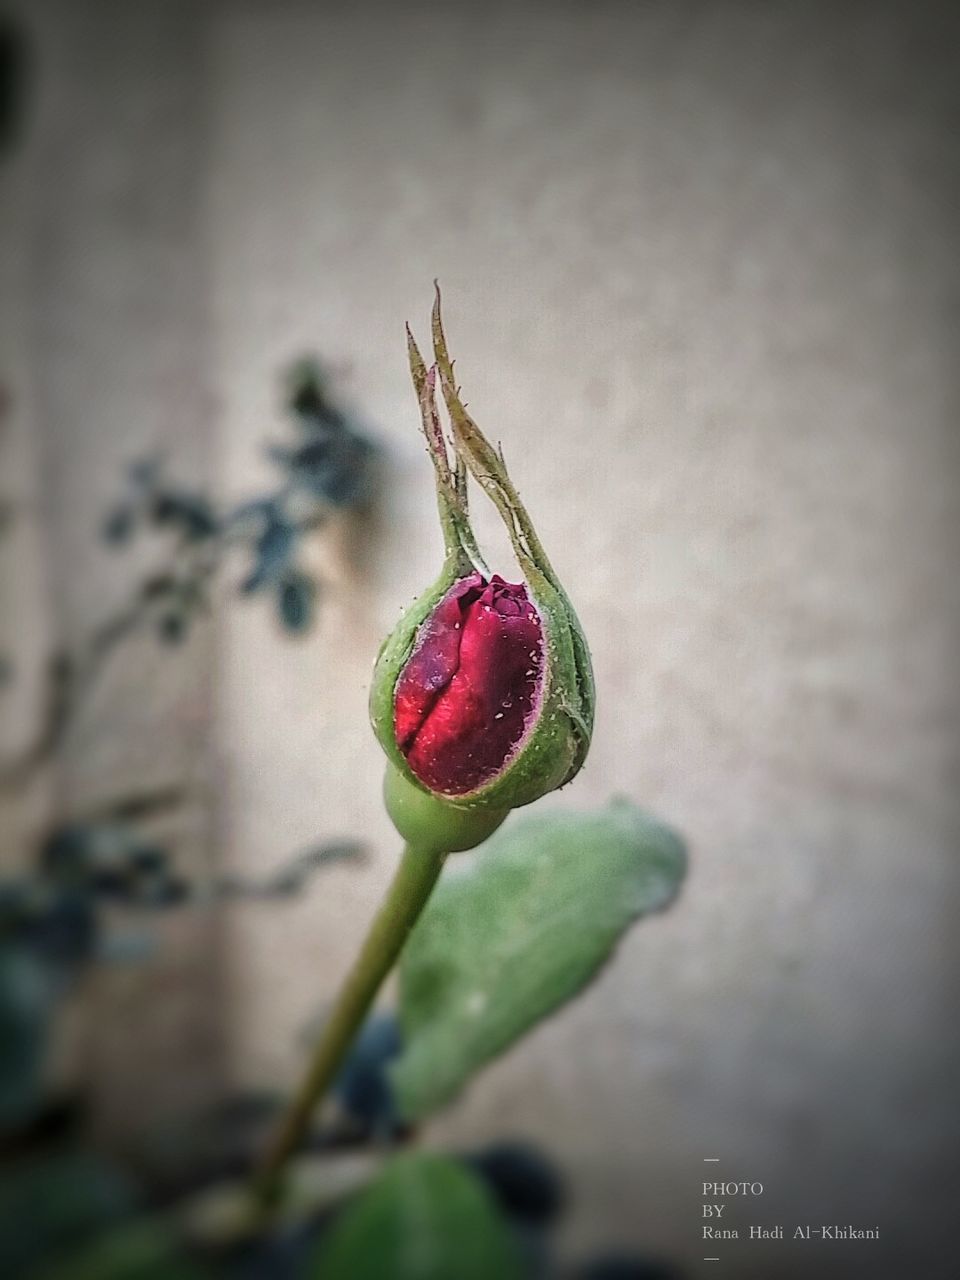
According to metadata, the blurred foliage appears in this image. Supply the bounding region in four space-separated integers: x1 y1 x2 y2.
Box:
0 13 31 155
0 358 375 789
390 801 687 1119
0 823 364 1145
573 1256 686 1280
308 1151 525 1280
0 356 373 1146
332 1012 404 1141
465 1141 565 1230
0 1147 135 1278
0 763 690 1279
99 357 373 641
0 338 689 1275
35 1222 213 1280
0 947 50 1136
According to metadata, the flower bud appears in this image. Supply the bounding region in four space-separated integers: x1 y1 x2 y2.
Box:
370 289 594 837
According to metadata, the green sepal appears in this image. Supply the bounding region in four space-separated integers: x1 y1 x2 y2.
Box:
383 764 507 854
431 288 595 788
369 290 596 818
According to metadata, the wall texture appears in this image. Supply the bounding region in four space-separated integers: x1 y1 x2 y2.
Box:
5 2 959 1276
3 0 224 1137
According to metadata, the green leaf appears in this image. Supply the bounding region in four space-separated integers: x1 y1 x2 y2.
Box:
0 1147 135 1277
277 570 315 632
308 1151 524 1280
0 947 52 1137
35 1223 211 1280
390 801 686 1120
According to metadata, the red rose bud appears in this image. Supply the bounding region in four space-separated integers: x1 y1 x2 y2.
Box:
370 289 594 847
394 572 543 796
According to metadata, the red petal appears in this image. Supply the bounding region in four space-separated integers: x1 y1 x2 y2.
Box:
395 574 544 795
394 573 482 751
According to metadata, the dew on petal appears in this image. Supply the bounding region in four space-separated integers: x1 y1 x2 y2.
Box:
395 573 544 794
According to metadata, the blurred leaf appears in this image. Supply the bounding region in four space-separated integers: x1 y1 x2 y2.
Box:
3 867 98 975
285 436 372 507
131 871 190 909
241 512 294 594
0 15 30 155
35 1222 210 1280
333 1013 403 1135
227 1225 316 1280
148 490 217 540
129 843 168 874
212 839 366 901
128 456 162 488
272 351 376 507
574 1255 685 1280
267 838 365 890
0 1147 135 1276
27 890 97 971
227 496 276 532
277 571 314 632
81 787 187 825
96 933 156 965
0 947 51 1135
308 1151 525 1280
390 801 686 1120
157 610 188 645
42 823 170 903
285 357 333 423
40 825 94 881
466 1142 564 1227
102 505 136 545
140 573 177 600
0 879 35 927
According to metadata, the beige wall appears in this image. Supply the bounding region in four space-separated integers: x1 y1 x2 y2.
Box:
3 0 224 1135
5 2 959 1276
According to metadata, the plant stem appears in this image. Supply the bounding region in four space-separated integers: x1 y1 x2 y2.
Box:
253 843 445 1205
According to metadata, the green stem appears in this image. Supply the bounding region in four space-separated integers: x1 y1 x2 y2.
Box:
253 843 445 1205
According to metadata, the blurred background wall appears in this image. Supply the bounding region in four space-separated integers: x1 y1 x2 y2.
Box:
2 2 958 1276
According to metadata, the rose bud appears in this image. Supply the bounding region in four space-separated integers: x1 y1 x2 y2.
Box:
370 290 594 851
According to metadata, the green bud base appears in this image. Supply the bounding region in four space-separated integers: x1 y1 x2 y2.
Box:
383 763 507 855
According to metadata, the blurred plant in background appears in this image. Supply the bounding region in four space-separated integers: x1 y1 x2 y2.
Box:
0 358 375 790
0 341 688 1278
0 358 376 1269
